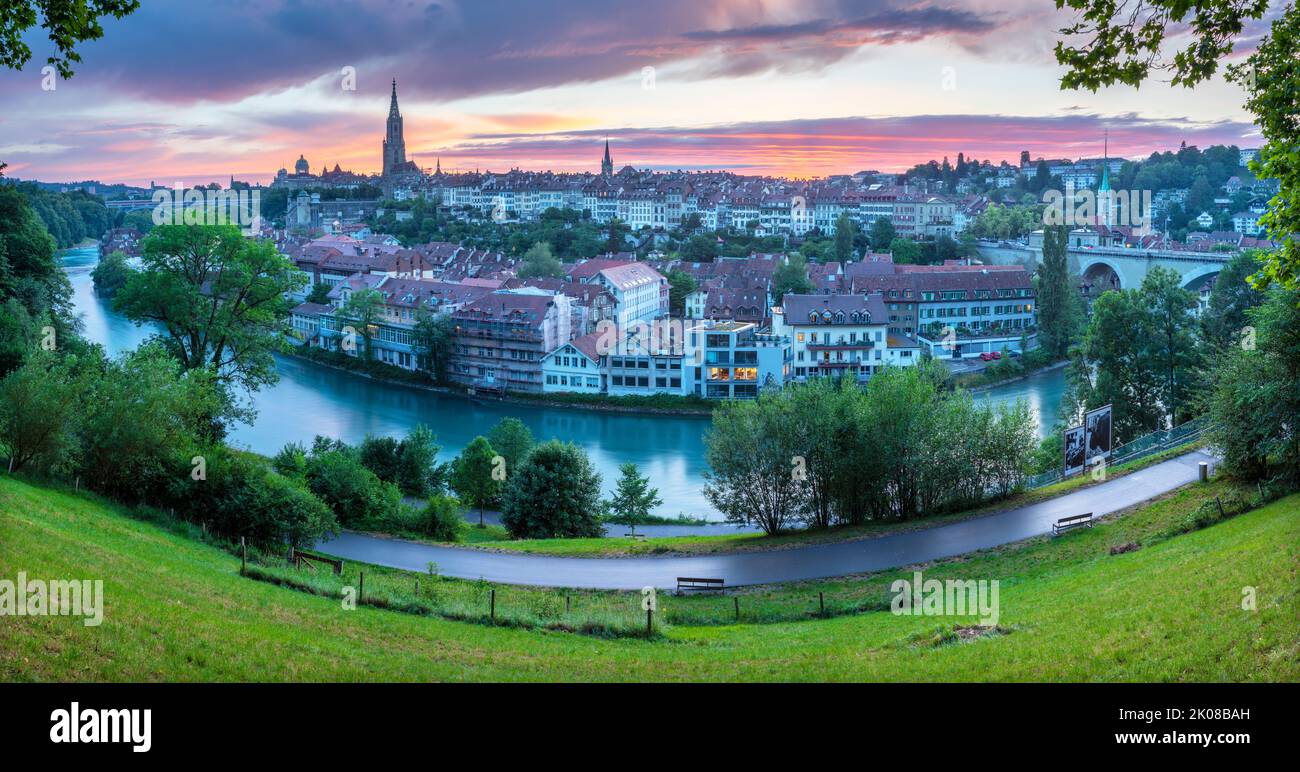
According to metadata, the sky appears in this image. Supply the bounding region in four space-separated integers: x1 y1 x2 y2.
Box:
0 0 1276 187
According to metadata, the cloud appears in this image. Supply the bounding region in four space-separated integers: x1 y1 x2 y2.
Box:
433 113 1259 177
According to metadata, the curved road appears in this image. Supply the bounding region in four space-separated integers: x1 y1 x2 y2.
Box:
315 450 1217 590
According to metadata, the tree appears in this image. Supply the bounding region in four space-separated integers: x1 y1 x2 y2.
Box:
0 351 83 473
0 0 140 78
703 396 804 534
305 283 332 304
682 233 718 262
605 218 631 253
76 343 228 503
666 270 697 316
358 434 402 484
449 436 501 527
1035 224 1082 358
888 237 921 264
420 493 463 541
412 309 454 382
869 217 896 251
772 253 813 301
1206 287 1300 484
517 242 564 280
397 424 442 498
0 183 71 336
833 213 856 262
91 250 133 298
1140 266 1203 426
1053 0 1297 291
114 224 303 394
603 462 662 536
305 448 402 528
500 440 603 539
487 417 534 475
337 287 385 361
1202 250 1266 349
1080 287 1164 439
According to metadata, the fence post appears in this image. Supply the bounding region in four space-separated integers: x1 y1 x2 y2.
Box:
734 596 739 621
359 571 365 603
646 607 653 636
819 592 825 616
240 537 246 576
1216 497 1226 519
490 589 496 621
565 595 570 615
415 578 419 596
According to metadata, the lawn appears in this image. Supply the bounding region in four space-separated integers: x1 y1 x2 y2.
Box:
1 472 1295 681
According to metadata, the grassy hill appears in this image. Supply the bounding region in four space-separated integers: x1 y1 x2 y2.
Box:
1 474 1296 682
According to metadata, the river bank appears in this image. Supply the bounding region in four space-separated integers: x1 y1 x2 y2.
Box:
285 347 715 417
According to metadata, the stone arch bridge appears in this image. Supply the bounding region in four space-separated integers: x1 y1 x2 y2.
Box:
977 243 1230 294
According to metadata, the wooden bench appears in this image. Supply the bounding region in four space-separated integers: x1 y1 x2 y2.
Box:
676 577 724 594
623 533 648 540
1052 512 1094 536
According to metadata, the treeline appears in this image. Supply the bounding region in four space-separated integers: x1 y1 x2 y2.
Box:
0 182 75 376
8 182 112 249
704 368 1038 534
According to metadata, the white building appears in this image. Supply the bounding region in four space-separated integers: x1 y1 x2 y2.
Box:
542 332 605 394
774 293 903 381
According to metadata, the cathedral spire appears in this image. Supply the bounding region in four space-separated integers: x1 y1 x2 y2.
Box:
389 78 400 118
601 138 613 177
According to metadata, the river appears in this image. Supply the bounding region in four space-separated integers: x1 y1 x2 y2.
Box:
62 246 1066 519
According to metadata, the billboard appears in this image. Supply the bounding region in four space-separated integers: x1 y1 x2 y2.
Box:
1085 404 1113 464
1063 425 1086 477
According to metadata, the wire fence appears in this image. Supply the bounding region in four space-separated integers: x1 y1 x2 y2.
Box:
1023 417 1209 490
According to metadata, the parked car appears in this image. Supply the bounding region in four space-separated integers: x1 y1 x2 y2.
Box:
991 351 1002 360
980 352 994 361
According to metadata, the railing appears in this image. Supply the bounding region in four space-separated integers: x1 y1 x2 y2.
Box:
1022 417 1209 490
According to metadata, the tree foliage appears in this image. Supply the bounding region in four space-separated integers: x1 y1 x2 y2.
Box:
500 440 603 539
704 367 1037 534
0 0 140 78
114 224 303 394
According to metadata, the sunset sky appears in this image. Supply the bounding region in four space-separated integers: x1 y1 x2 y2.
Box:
0 0 1274 187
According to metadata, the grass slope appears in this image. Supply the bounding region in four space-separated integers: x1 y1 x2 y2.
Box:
1 474 1296 682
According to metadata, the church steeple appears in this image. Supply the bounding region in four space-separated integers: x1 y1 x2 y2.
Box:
601 138 613 177
383 78 408 178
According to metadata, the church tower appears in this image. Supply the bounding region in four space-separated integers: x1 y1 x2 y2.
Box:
383 79 408 177
1097 130 1115 228
601 139 613 177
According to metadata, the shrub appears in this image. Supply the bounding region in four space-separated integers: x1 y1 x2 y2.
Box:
421 494 464 541
500 440 603 539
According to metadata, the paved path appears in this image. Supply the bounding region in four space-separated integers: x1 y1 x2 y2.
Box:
316 450 1216 590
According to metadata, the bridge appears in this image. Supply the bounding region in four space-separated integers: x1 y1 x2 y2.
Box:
976 242 1231 294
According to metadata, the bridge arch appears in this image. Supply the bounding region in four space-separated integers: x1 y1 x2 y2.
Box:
1079 257 1126 296
1179 263 1223 291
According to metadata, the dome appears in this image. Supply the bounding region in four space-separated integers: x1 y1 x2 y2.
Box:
294 154 310 174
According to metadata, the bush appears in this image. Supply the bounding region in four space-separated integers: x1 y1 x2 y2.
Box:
421 494 464 541
500 440 603 539
305 449 403 528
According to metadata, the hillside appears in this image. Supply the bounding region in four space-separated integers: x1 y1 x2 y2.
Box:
0 475 1296 682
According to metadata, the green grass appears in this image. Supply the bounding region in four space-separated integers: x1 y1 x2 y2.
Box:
1 473 1296 681
457 443 1207 557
